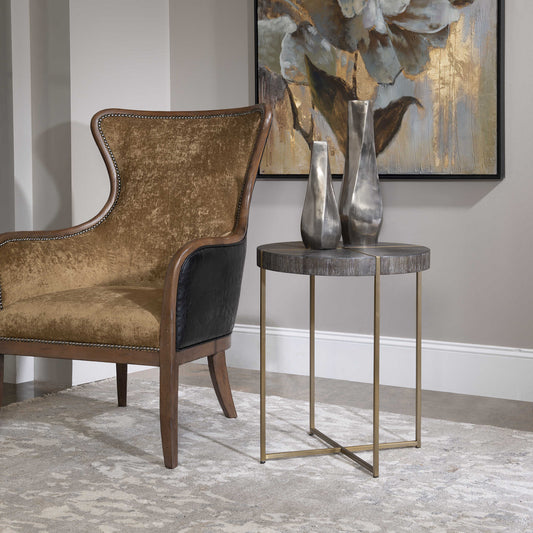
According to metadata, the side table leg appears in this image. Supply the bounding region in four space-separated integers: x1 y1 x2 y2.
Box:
416 271 422 448
260 267 267 463
373 257 381 478
309 275 315 433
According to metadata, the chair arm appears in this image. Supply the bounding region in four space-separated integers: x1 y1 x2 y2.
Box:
173 237 246 350
0 175 119 309
0 229 83 309
0 217 114 309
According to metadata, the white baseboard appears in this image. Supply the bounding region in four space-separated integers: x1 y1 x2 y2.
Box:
228 324 533 402
3 355 35 384
72 361 156 386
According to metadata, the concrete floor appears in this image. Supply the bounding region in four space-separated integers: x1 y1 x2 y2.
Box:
4 363 533 432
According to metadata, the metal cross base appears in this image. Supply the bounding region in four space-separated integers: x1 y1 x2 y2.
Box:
262 426 419 477
259 260 423 478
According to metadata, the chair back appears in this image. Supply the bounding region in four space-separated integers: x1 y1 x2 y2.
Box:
88 105 270 286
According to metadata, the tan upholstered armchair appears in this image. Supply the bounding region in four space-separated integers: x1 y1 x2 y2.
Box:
0 104 271 468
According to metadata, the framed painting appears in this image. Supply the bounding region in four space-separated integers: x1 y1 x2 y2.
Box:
255 0 504 179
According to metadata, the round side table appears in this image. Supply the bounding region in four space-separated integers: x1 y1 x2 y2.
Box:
257 241 430 477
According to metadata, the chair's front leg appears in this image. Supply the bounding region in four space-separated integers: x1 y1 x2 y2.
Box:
116 363 127 407
208 351 237 418
160 348 179 468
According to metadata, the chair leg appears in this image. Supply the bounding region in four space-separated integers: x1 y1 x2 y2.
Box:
160 353 179 469
208 351 237 418
0 354 4 407
116 363 127 407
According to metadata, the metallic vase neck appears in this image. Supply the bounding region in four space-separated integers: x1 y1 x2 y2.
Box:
340 100 383 246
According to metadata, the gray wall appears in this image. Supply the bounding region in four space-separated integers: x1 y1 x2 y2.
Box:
0 0 15 234
0 0 16 383
30 0 71 231
29 0 72 386
169 0 533 351
170 0 253 109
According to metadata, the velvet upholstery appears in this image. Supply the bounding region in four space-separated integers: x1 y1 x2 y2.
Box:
0 286 161 350
0 109 263 349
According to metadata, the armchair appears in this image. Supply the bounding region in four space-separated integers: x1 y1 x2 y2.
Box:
0 104 271 468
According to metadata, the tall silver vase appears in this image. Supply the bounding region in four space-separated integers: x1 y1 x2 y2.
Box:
300 141 341 250
339 100 383 246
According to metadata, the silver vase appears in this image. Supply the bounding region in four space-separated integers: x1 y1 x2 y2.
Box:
339 100 383 246
300 141 341 250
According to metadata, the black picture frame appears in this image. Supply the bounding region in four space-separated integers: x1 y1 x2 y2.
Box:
255 0 504 180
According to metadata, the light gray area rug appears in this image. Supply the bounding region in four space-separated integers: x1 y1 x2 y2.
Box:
0 378 532 533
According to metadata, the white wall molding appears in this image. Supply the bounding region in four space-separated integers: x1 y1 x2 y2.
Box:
10 0 33 233
6 0 34 384
228 324 533 402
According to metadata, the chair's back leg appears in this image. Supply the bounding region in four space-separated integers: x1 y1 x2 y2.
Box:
0 354 4 407
116 363 127 407
208 351 237 418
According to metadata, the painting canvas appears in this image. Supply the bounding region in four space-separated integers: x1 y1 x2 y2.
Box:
256 0 502 178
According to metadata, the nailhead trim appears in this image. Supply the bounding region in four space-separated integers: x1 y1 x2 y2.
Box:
0 108 264 312
0 336 159 352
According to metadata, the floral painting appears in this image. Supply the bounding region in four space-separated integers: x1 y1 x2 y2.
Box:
256 0 502 178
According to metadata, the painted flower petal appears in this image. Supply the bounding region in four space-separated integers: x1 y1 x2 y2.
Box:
336 0 366 18
392 0 462 34
305 56 353 154
363 0 389 33
387 24 430 75
379 0 410 17
257 16 298 74
302 0 367 52
374 95 422 155
280 21 353 84
359 31 402 84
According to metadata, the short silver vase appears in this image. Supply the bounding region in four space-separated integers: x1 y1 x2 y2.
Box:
339 100 383 246
300 141 341 250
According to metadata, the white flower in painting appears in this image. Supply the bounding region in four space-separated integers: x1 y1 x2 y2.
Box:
303 0 475 83
336 0 367 18
257 15 297 75
280 22 354 85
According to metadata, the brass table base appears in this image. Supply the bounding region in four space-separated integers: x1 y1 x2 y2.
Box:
259 256 423 478
263 428 419 476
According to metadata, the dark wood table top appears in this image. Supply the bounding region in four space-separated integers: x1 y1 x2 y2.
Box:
257 241 430 276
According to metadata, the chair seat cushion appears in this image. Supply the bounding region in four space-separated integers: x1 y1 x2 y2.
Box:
0 285 162 350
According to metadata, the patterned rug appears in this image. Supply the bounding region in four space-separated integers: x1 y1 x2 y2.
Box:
0 377 532 532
